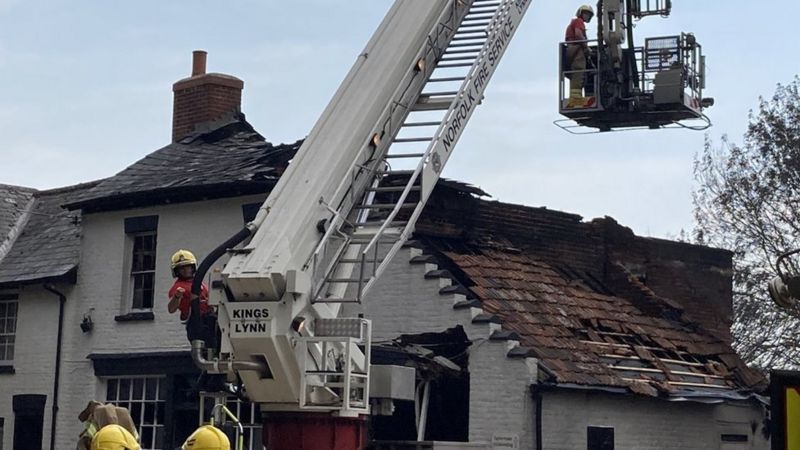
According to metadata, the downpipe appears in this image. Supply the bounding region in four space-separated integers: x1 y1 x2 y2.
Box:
43 284 66 450
190 340 266 374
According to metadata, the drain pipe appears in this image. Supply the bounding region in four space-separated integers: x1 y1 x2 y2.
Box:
43 284 66 450
190 340 266 374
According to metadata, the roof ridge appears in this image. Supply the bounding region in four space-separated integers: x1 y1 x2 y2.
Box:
38 179 105 196
0 183 38 193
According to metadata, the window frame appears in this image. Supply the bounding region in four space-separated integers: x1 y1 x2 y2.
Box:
123 216 159 312
105 375 167 450
0 293 19 365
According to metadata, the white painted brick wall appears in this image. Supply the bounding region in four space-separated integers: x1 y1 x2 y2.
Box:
0 284 70 450
540 389 769 450
53 194 267 446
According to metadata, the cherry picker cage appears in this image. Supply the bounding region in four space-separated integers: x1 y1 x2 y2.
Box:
557 2 714 132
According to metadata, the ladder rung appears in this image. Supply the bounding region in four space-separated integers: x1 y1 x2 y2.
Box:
414 96 455 111
445 49 481 55
403 121 441 127
354 220 408 226
440 55 478 62
365 186 421 192
459 22 491 29
338 259 382 264
437 62 473 68
394 137 433 143
447 42 484 49
350 236 402 244
470 7 500 13
377 170 415 176
326 278 362 283
428 76 467 82
454 31 487 37
451 36 487 42
313 298 363 304
353 203 417 210
421 90 459 97
385 153 426 159
464 14 495 20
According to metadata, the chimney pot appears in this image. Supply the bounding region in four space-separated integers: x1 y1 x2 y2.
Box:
192 50 207 77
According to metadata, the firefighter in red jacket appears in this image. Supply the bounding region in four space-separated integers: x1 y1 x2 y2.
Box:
565 4 595 106
168 250 217 351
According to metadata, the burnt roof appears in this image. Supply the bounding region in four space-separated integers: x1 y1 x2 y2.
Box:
414 189 765 397
0 181 100 286
65 113 301 213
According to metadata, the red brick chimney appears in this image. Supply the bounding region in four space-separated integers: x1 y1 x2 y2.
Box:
172 50 244 142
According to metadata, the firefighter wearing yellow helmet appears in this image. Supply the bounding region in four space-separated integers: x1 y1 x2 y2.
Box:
90 424 140 450
168 248 218 350
171 249 197 277
564 4 596 106
168 249 210 321
181 425 231 450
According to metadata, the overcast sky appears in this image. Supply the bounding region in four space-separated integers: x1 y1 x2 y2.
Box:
0 0 793 238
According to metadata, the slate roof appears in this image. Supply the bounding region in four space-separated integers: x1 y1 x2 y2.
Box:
65 113 301 212
0 184 37 260
413 189 766 398
0 181 100 286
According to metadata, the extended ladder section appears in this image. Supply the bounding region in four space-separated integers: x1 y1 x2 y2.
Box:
310 0 532 304
217 0 532 417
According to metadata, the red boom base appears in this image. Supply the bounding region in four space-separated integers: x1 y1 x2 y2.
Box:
262 412 368 450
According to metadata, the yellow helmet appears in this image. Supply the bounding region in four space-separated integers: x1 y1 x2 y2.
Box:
90 424 140 450
182 425 231 450
171 249 198 277
576 4 594 16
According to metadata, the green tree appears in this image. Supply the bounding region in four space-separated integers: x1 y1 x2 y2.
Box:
694 77 800 369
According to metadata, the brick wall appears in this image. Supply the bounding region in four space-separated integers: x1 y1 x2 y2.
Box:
417 188 736 339
594 217 735 339
172 74 243 142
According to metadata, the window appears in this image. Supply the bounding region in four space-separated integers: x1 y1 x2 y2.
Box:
0 294 18 364
125 216 158 310
106 377 166 450
200 395 265 450
588 426 614 450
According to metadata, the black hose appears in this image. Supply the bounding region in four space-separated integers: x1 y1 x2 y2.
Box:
187 227 253 341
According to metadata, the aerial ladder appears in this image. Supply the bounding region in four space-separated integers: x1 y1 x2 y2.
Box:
185 1 710 448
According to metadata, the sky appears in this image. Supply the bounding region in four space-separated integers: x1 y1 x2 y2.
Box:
0 0 794 239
